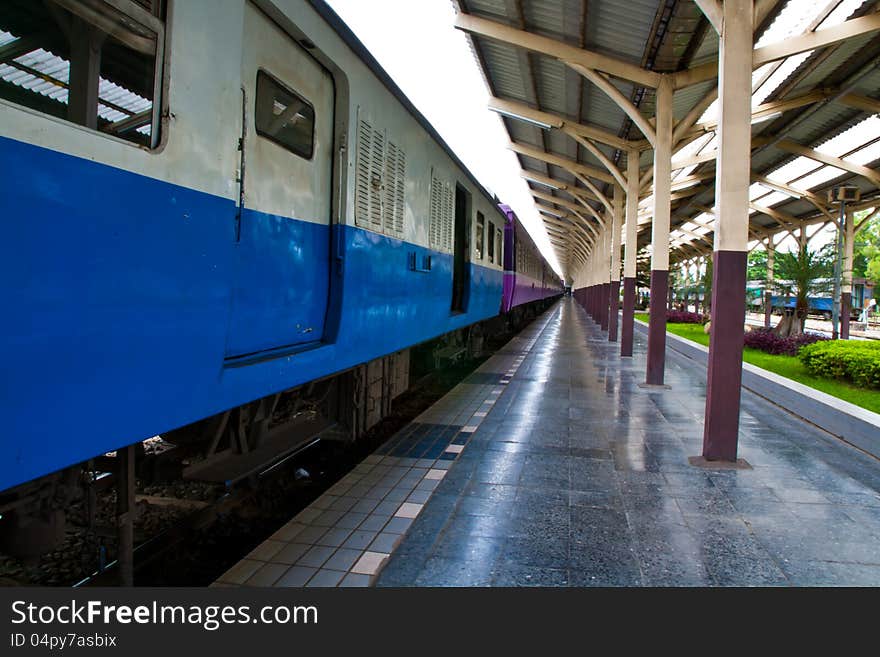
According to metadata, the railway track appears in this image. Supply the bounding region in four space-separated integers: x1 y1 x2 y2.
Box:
69 352 499 586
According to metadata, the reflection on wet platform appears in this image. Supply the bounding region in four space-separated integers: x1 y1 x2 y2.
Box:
378 299 880 586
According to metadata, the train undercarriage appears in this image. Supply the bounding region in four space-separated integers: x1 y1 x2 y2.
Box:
0 299 554 577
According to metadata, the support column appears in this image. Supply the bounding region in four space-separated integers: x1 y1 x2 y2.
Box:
621 151 639 356
117 444 136 586
702 0 753 463
842 208 854 339
645 76 673 386
609 185 623 342
764 236 774 328
600 225 611 332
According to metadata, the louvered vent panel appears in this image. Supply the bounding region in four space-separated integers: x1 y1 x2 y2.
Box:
440 181 453 252
430 173 443 251
392 148 405 237
368 127 384 231
355 118 373 230
383 142 406 238
429 175 454 253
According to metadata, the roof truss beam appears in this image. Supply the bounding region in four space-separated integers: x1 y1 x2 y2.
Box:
755 137 880 187
674 11 880 88
754 11 880 68
838 93 880 115
453 13 661 88
509 142 615 185
694 0 723 35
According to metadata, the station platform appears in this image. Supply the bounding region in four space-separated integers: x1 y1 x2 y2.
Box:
216 298 880 587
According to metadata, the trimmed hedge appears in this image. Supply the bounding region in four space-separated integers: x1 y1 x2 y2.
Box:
744 327 828 356
798 340 880 389
666 310 704 324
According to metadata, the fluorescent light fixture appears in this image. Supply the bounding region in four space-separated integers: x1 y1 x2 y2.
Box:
490 106 553 130
539 208 565 218
751 111 783 125
522 174 562 190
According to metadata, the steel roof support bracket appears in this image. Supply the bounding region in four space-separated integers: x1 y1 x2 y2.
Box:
566 62 657 147
694 0 723 35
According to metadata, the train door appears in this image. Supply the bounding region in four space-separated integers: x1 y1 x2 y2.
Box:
451 185 471 312
226 4 334 358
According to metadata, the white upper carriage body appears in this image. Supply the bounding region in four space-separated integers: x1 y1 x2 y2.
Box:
0 0 505 266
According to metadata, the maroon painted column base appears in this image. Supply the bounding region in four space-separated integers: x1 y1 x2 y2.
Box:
608 280 620 342
620 277 636 357
702 250 747 462
645 269 668 385
600 283 610 331
764 291 772 328
841 292 851 340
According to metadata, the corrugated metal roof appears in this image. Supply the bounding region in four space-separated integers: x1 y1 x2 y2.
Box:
458 0 880 275
586 0 661 65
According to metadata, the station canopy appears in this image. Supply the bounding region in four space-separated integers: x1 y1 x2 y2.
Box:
453 0 880 278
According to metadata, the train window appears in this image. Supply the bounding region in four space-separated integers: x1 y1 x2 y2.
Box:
487 220 496 263
0 0 166 148
475 211 485 260
255 70 315 160
496 229 503 267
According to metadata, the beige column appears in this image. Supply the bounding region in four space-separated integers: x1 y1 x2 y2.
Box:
608 185 623 341
702 0 754 463
645 75 673 385
621 150 640 356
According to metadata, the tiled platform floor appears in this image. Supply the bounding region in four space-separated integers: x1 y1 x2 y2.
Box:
213 309 556 587
376 298 880 586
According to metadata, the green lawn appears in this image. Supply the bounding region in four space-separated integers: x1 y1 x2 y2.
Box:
633 313 880 414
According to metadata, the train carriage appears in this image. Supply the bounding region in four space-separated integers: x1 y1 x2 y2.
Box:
500 204 564 312
0 0 559 514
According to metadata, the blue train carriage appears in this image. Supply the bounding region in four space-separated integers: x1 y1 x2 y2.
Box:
0 0 513 528
747 279 874 320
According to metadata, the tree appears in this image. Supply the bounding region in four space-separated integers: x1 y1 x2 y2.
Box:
773 243 834 336
854 211 880 287
702 256 713 314
747 249 769 282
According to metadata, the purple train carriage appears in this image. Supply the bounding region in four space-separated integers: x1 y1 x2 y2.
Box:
500 204 564 313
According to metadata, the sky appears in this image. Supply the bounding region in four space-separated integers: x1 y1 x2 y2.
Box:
324 0 563 276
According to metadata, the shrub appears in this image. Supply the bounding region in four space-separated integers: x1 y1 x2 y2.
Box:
743 327 828 356
798 340 880 389
666 310 704 324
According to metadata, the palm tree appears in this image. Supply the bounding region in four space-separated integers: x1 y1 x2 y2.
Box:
773 243 833 337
